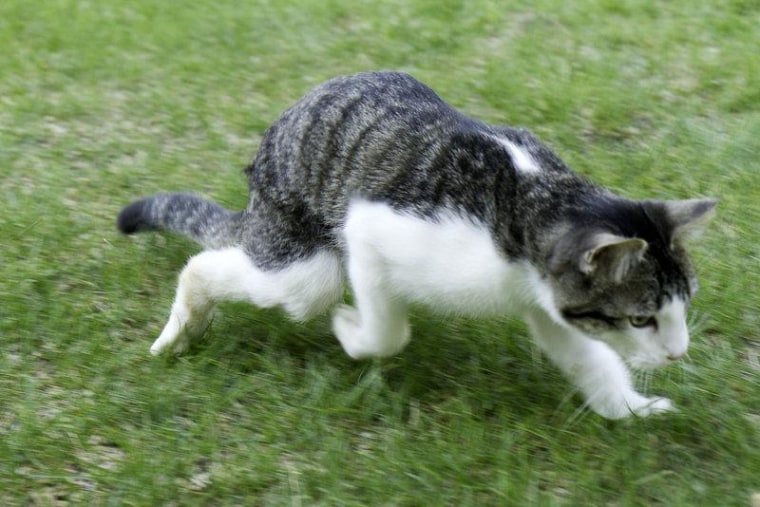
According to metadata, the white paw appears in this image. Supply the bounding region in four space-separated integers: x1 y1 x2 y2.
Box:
149 307 211 356
589 394 676 420
331 304 411 359
630 396 675 418
332 304 365 359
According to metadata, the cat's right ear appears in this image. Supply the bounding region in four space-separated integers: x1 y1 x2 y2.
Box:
661 198 718 244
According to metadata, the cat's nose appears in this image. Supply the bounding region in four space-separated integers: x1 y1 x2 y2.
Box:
665 342 687 361
664 324 689 362
666 349 685 361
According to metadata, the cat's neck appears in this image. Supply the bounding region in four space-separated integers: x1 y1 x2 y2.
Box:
482 134 605 264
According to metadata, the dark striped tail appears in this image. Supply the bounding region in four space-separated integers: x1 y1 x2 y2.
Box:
117 192 238 248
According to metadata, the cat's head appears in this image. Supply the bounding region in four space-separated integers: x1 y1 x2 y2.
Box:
545 197 716 370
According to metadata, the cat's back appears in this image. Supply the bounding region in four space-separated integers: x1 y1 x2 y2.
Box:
280 71 453 123
248 72 464 174
245 72 584 249
248 72 503 219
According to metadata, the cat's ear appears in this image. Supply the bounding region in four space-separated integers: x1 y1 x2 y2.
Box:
548 230 647 283
579 233 648 284
661 198 717 243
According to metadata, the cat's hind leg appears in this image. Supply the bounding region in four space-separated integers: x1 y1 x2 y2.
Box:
150 247 343 355
525 310 674 419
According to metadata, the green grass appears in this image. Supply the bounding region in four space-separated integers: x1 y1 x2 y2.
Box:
1 0 758 504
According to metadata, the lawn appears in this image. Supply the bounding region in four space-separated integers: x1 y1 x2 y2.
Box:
1 0 758 505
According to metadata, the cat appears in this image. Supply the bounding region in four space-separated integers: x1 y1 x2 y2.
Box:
117 71 716 420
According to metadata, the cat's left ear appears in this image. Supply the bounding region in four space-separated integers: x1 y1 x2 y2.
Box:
579 233 649 284
662 198 718 243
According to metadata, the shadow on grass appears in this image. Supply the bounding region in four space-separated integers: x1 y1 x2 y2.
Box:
171 303 568 423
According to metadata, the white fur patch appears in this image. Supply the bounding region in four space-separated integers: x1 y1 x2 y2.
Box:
150 247 343 355
333 200 541 359
342 200 539 316
490 136 541 174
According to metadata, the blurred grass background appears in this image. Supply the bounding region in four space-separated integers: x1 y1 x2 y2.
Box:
0 0 758 504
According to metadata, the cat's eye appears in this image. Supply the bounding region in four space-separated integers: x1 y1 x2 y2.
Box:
628 315 656 328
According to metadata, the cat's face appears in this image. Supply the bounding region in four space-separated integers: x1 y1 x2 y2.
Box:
545 198 715 370
552 255 695 370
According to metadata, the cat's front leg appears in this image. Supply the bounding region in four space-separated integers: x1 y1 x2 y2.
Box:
333 211 411 359
331 265 411 359
525 311 674 419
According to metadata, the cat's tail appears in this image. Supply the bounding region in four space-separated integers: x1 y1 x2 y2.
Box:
117 192 240 249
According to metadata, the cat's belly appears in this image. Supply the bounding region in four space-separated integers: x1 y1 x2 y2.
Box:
342 200 538 316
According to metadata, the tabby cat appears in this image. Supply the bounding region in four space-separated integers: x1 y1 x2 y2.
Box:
118 72 715 419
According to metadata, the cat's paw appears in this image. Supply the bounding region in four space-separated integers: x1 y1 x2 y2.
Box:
149 307 211 356
332 304 412 359
332 304 366 359
589 394 676 420
630 396 675 418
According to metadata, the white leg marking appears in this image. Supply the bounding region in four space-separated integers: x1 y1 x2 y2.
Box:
151 248 343 355
333 223 410 359
526 310 674 419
